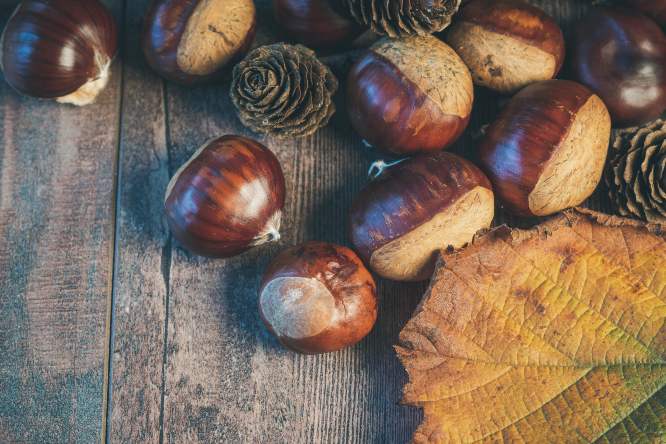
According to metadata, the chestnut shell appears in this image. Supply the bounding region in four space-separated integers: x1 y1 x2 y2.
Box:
624 0 666 26
142 0 256 84
447 0 564 94
349 151 492 280
478 80 610 216
273 0 363 48
1 0 117 99
456 0 564 67
164 135 285 257
346 36 473 155
570 7 666 127
259 242 377 354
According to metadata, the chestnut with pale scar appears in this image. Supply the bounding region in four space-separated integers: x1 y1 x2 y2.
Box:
346 35 473 156
261 278 336 340
447 0 564 94
479 80 611 217
143 0 256 84
259 242 377 354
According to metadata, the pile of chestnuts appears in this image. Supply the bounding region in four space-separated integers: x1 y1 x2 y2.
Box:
2 0 665 354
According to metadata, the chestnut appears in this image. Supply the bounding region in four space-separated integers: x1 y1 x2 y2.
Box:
142 0 256 84
478 80 611 217
570 7 666 127
164 135 285 257
0 0 118 106
349 152 494 282
259 242 377 354
273 0 363 48
624 0 666 26
346 35 473 156
446 0 565 94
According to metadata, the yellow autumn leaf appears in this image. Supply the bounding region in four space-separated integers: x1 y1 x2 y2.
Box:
397 208 666 443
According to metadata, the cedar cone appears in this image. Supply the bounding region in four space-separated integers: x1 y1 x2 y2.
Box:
344 0 461 38
605 119 666 223
230 44 338 139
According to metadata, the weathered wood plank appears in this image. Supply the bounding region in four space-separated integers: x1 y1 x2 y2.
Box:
107 1 170 443
0 1 123 442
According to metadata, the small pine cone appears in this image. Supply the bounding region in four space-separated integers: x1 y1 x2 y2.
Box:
230 44 338 139
605 119 666 223
344 0 461 38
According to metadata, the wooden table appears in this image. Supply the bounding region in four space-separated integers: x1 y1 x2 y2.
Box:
0 1 614 442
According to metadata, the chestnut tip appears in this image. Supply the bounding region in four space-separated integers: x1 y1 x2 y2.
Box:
55 58 114 106
367 158 408 180
250 211 282 246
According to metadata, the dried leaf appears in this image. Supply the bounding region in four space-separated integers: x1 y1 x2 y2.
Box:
397 208 666 443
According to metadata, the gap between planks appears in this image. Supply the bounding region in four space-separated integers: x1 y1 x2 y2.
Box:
157 81 174 444
102 0 127 442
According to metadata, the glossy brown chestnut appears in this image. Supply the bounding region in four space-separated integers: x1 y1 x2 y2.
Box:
624 0 666 26
447 0 564 94
273 0 363 48
259 242 377 354
349 152 494 282
0 0 118 106
142 0 256 84
478 80 611 217
346 35 473 156
164 135 285 257
570 7 666 127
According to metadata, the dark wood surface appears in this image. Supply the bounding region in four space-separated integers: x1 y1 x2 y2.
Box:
0 1 613 443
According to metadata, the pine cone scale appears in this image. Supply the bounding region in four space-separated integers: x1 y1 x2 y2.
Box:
237 65 281 105
656 156 666 201
605 118 666 224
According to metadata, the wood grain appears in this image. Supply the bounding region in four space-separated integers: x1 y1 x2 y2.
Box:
107 1 170 443
0 1 123 442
